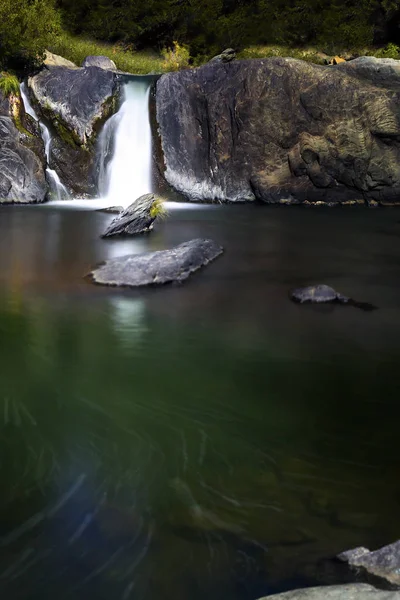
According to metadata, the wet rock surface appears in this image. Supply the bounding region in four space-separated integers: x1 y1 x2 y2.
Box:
28 65 119 196
156 57 400 204
338 540 400 586
261 584 400 600
90 238 223 287
290 285 377 311
0 86 47 204
101 194 159 238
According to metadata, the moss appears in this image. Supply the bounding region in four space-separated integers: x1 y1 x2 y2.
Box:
150 196 167 219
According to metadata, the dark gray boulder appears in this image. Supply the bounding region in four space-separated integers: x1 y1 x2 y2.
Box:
101 193 163 238
338 540 400 586
28 65 119 195
209 48 236 63
90 239 223 287
259 584 400 600
155 56 400 205
0 86 47 203
82 56 117 71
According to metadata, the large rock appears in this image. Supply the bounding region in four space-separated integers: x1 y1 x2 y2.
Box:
338 540 400 586
101 193 163 237
260 584 400 600
90 239 223 287
82 55 117 71
0 85 47 203
156 56 400 204
28 65 120 195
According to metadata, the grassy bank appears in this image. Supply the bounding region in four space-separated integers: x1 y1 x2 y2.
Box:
48 32 165 74
47 33 400 75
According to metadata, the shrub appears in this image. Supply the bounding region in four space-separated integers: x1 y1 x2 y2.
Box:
376 42 400 58
161 41 190 72
150 196 167 219
0 73 20 97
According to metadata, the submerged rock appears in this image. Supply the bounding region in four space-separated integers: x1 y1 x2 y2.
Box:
260 584 400 599
101 193 164 237
156 57 400 204
96 205 124 214
82 56 117 71
338 540 400 586
290 285 377 310
290 285 349 304
90 238 223 287
28 65 119 196
0 84 47 203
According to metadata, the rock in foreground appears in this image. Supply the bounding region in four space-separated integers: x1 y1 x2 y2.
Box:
290 285 349 304
290 284 377 310
101 193 164 238
338 540 400 586
156 57 400 204
259 583 400 600
90 239 223 287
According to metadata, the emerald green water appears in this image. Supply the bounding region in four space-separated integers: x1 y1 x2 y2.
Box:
0 204 400 599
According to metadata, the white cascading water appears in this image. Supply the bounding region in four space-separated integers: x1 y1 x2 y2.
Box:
97 79 152 208
20 83 70 201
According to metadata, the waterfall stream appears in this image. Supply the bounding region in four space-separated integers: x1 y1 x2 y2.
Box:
97 79 153 208
20 83 70 201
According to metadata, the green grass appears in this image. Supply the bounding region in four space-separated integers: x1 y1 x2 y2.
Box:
150 196 168 219
48 32 165 74
0 72 20 97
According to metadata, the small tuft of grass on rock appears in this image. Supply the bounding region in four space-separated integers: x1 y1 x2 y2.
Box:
150 196 168 219
0 73 20 97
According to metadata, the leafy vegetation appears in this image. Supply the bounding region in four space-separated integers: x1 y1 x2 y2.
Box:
1 0 400 72
150 196 167 219
0 73 20 97
0 0 60 70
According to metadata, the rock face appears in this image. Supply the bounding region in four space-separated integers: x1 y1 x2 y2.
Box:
338 540 400 586
90 239 223 287
82 55 117 71
156 56 400 204
0 87 47 203
102 194 162 237
260 584 400 600
28 65 120 195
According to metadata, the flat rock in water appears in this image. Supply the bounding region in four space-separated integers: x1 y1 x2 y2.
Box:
90 239 223 287
290 285 349 304
96 205 124 214
259 584 400 599
338 540 400 586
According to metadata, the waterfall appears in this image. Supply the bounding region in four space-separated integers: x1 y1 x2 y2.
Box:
97 79 152 208
20 83 70 201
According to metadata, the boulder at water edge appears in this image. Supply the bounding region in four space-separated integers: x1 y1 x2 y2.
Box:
290 284 377 310
28 64 120 196
90 239 223 287
101 193 164 237
338 539 400 586
259 583 400 600
82 56 117 71
0 83 47 203
156 56 400 205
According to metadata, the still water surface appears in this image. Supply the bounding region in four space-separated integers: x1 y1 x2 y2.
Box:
0 203 400 599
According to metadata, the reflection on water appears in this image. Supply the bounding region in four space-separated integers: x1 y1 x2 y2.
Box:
0 204 400 599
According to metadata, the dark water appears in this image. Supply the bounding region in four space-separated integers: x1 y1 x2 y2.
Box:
0 202 400 600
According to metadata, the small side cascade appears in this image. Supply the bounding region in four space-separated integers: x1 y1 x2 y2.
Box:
97 78 152 208
20 83 70 201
